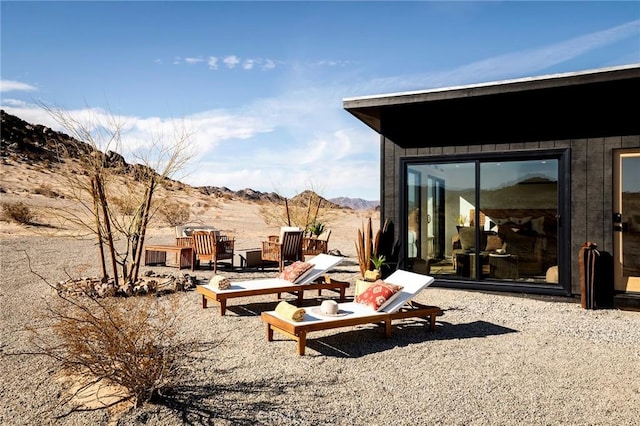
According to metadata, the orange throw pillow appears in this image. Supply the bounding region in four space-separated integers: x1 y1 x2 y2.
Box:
277 261 314 283
355 280 403 311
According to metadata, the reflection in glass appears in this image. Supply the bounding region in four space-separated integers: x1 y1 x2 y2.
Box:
480 160 559 283
406 162 476 278
406 158 560 285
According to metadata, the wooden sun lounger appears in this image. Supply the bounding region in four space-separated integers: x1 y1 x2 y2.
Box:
261 301 441 355
260 270 441 355
197 277 349 315
196 254 346 316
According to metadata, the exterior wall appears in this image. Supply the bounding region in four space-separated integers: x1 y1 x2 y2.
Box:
382 135 640 295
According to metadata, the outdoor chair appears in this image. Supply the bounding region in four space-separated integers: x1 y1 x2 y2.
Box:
302 229 331 256
261 227 304 271
192 230 235 273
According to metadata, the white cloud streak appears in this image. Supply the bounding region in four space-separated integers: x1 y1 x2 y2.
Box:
0 80 37 92
185 57 204 64
223 55 240 68
3 21 637 200
352 19 640 96
169 54 351 72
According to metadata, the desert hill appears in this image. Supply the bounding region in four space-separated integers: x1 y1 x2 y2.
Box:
0 110 379 253
0 110 377 209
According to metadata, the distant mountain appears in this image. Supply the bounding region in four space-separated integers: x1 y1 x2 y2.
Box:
1 110 372 207
330 197 380 211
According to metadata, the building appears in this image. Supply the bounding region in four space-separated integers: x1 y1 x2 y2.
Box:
343 64 640 309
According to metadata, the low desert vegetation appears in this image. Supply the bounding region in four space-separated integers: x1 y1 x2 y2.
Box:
1 200 36 224
33 184 62 198
159 199 191 226
259 187 337 234
38 104 195 286
28 292 197 409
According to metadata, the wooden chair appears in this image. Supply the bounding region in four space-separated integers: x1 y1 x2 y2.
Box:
303 229 331 256
261 227 304 271
192 231 235 273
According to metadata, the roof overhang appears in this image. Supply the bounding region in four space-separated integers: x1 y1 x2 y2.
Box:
343 64 640 147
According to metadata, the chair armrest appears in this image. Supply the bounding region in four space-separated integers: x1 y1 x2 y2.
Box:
176 236 193 247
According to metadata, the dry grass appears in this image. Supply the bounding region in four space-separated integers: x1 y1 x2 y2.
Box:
29 293 196 408
1 201 36 224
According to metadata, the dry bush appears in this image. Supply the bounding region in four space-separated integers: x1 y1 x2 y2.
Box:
1 201 36 224
259 190 337 233
33 184 61 198
111 195 137 216
31 294 195 408
159 200 191 226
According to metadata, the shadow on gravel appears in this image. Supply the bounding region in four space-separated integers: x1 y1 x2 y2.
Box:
304 319 518 358
147 377 322 425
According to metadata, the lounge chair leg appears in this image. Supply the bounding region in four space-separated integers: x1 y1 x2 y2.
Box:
429 313 437 331
218 299 227 316
384 319 392 337
297 333 307 356
201 295 208 308
266 324 274 342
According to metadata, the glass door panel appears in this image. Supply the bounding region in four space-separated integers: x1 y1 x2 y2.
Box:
406 162 475 278
614 150 640 292
479 159 559 283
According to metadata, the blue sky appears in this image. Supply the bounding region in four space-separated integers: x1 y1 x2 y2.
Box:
2 1 639 201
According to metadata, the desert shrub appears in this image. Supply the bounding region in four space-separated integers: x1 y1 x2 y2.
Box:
33 184 61 198
159 200 190 226
32 294 194 407
111 196 137 216
1 201 35 224
259 190 337 232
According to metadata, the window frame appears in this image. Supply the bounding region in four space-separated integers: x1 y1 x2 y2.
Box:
399 148 572 296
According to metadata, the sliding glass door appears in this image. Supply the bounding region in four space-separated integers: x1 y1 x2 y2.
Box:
404 151 567 292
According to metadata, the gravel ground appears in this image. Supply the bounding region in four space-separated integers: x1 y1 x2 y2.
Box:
1 235 639 425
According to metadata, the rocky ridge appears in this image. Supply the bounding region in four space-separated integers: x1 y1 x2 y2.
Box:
1 110 377 209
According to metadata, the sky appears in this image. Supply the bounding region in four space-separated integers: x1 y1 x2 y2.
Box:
1 1 639 201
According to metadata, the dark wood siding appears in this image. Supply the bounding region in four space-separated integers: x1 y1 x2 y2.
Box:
381 136 640 295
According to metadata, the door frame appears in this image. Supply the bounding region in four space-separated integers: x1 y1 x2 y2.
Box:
613 148 640 293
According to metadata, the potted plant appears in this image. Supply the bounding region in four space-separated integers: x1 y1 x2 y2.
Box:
366 253 387 281
308 221 325 238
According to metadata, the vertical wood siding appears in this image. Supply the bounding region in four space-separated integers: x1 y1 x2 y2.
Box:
381 136 640 295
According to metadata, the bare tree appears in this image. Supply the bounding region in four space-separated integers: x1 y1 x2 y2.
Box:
39 104 194 287
258 182 337 234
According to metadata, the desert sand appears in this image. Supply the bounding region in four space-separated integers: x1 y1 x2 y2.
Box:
1 163 640 425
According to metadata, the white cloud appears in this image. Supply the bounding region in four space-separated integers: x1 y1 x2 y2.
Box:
223 55 240 68
0 80 37 92
351 19 640 96
185 57 204 64
10 21 634 200
262 59 276 70
243 59 255 70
